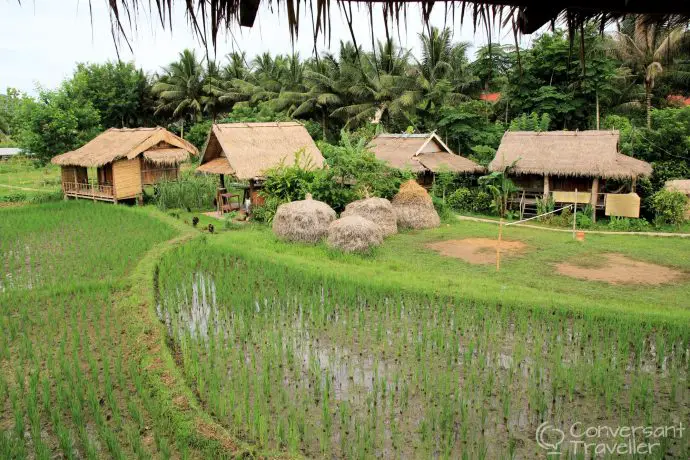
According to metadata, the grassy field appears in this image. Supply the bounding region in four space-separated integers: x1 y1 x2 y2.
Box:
202 220 690 323
0 202 249 459
156 223 689 458
1 199 688 459
0 158 61 200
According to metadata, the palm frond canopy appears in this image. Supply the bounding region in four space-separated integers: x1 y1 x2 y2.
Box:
94 1 690 50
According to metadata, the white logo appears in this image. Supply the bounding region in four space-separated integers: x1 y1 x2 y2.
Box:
536 422 565 455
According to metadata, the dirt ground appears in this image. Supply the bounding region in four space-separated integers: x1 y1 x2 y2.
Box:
556 253 684 285
426 238 528 265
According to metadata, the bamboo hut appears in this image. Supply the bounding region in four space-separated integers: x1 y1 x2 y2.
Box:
196 122 325 209
665 180 690 219
368 133 484 187
52 127 198 203
489 131 652 221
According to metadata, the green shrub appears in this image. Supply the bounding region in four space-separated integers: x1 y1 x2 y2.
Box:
535 196 555 221
251 196 285 224
0 192 27 203
154 172 217 211
432 196 454 222
607 216 651 232
29 191 63 204
447 188 472 211
650 189 688 226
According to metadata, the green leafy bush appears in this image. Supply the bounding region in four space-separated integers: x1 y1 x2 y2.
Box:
251 196 285 224
607 216 651 232
0 192 27 203
650 189 688 226
536 196 555 221
154 171 217 211
29 191 63 204
432 195 455 222
447 188 472 211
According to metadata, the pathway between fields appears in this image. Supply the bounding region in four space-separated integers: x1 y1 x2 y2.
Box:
456 215 690 238
0 183 46 192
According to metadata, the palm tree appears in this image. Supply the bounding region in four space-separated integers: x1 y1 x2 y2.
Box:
275 58 343 139
152 49 206 137
610 18 690 127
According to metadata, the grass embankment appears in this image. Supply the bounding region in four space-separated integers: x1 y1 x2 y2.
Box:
208 220 690 325
0 202 248 458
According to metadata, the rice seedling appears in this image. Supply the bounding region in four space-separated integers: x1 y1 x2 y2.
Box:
156 239 689 458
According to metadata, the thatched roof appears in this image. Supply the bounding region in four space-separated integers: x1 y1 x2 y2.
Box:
665 179 690 195
51 127 198 168
369 133 484 174
97 1 690 52
197 122 325 180
489 131 652 179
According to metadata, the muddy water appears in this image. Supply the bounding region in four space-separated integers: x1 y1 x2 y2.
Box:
157 272 689 459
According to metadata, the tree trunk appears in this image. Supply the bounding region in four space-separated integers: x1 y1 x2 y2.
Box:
322 108 327 141
595 90 600 130
645 83 652 129
180 120 185 139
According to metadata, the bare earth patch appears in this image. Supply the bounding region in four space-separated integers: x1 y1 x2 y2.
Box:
556 253 683 285
426 238 528 265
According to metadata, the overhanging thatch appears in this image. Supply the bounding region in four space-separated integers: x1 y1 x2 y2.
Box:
196 122 325 180
368 133 484 174
665 179 690 195
489 131 652 179
51 127 198 168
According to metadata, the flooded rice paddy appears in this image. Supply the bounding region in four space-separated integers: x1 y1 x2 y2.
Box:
156 243 689 459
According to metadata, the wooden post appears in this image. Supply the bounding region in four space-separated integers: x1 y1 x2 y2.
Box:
543 175 550 199
590 177 599 223
573 189 578 239
631 176 637 193
496 218 503 272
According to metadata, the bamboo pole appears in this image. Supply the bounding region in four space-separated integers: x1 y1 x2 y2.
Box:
573 189 578 239
496 218 503 272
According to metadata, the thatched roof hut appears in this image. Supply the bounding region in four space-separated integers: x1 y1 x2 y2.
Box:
51 127 198 203
272 194 336 243
369 133 484 175
52 127 197 167
197 122 325 180
392 180 440 230
489 130 653 222
665 180 690 195
489 131 651 179
327 215 383 253
341 197 398 237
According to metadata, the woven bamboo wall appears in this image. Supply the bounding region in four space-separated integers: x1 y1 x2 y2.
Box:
61 166 76 185
113 158 142 199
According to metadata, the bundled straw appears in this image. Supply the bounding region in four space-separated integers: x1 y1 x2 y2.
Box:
392 180 440 229
327 215 383 253
272 194 336 243
341 197 397 237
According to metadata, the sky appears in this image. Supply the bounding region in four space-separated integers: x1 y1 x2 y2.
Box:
0 1 533 95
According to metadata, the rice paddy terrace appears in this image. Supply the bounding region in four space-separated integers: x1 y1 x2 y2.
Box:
1 202 689 458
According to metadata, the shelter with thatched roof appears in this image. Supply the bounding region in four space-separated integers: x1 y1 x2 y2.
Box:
490 130 652 220
52 127 198 203
196 122 325 208
368 133 484 187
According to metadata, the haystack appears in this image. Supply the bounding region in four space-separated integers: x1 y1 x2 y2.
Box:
272 194 336 243
327 215 383 253
341 197 397 236
392 180 440 229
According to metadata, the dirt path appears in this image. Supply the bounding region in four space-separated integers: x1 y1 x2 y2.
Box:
456 215 690 238
0 183 47 192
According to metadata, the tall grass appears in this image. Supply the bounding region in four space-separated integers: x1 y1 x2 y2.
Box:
153 171 217 211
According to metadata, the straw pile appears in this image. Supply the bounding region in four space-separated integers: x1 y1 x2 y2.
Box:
392 180 440 229
327 215 383 253
341 197 397 236
272 194 336 243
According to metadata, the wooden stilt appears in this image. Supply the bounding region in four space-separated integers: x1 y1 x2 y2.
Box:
496 218 503 272
573 189 578 239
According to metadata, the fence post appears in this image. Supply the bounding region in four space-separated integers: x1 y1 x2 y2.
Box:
573 189 578 239
496 218 503 272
